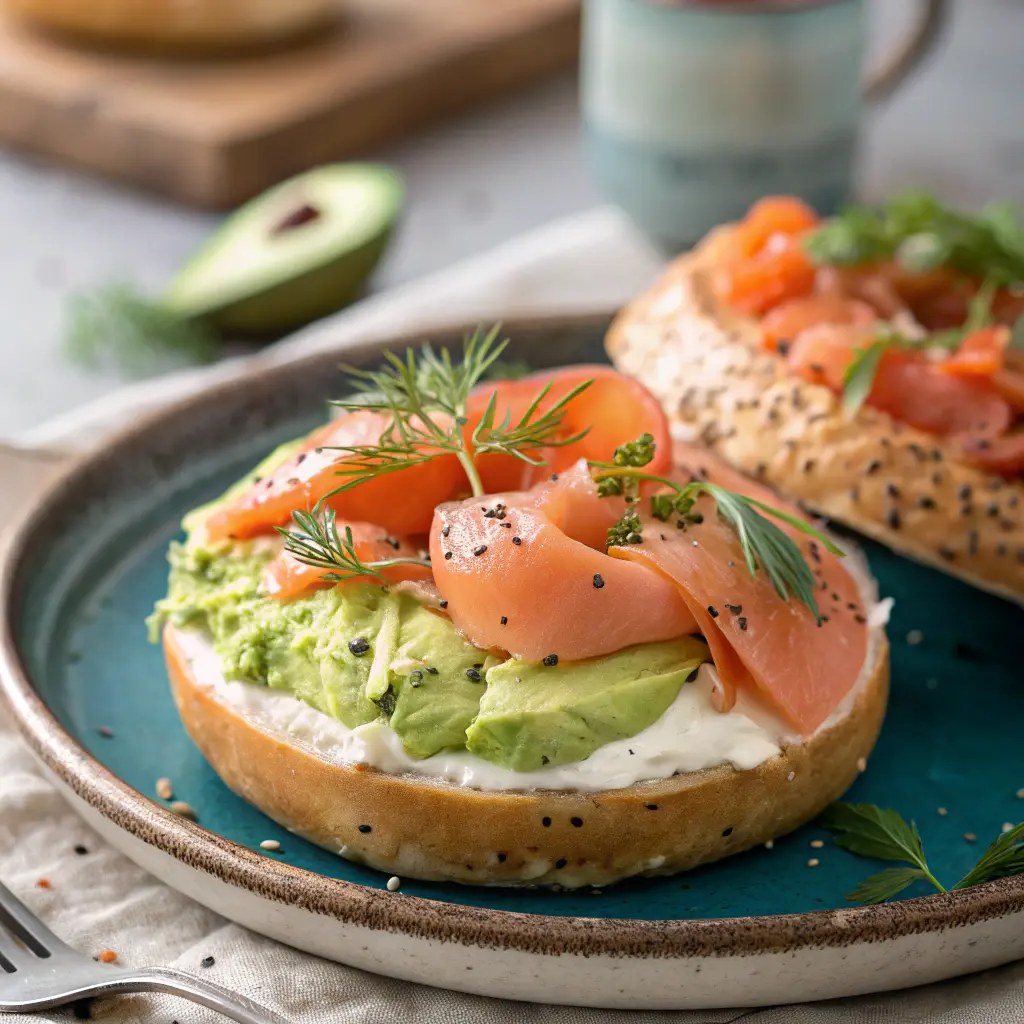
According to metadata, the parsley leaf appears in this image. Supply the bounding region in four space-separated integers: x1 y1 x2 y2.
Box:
821 802 1024 905
953 823 1024 890
847 867 930 906
804 192 1024 285
842 340 889 418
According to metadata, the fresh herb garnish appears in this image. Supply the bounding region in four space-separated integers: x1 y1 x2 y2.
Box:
283 327 592 578
65 283 216 375
804 192 1024 285
821 802 1024 904
589 435 843 621
841 278 1006 416
278 508 430 583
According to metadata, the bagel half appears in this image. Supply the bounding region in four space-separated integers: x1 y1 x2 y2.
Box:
163 558 889 889
606 232 1024 607
5 0 337 50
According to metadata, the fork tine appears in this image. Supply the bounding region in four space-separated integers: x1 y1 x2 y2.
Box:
0 919 30 971
0 879 67 957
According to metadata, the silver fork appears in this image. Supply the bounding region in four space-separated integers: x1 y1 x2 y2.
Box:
0 878 291 1022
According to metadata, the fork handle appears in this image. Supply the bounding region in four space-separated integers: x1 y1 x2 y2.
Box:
120 966 292 1024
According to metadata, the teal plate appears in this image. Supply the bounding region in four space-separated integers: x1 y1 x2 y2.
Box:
3 316 1024 1009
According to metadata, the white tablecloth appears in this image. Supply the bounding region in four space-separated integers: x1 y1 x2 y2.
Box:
3 207 1024 1023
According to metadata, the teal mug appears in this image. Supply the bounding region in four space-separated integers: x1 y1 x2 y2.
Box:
581 0 948 251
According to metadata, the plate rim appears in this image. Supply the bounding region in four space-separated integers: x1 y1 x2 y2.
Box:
3 312 1024 960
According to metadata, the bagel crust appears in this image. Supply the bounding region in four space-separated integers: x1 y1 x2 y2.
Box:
606 234 1024 606
164 624 889 888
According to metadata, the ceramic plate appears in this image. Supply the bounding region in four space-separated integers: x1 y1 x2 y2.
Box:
2 317 1024 1011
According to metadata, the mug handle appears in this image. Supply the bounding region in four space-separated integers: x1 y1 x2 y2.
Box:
863 0 950 104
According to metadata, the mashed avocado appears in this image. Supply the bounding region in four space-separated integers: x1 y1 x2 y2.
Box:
151 444 709 768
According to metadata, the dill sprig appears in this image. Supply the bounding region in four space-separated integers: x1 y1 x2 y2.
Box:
276 508 429 583
283 327 593 577
65 282 216 376
821 802 1024 905
590 435 842 621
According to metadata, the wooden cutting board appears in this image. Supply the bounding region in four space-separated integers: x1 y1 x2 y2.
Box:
0 0 580 209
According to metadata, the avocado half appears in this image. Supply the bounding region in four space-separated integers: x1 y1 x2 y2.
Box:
166 164 403 334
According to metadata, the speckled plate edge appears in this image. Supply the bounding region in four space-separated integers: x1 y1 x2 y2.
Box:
2 314 1024 1009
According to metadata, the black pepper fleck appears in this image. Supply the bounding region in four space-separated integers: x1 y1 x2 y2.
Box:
645 803 659 811
465 668 482 682
348 637 370 656
472 544 488 557
542 817 552 827
886 508 901 531
444 551 453 560
512 537 522 546
721 827 734 837
555 858 567 869
865 460 882 476
593 573 605 589
918 497 936 510
201 957 215 969
442 525 450 538
74 845 89 856
571 817 584 828
885 483 900 499
500 615 508 625
738 616 748 631
707 606 719 619
439 599 448 609
543 654 559 667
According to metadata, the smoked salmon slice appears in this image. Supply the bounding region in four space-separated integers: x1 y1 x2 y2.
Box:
429 462 697 662
205 410 465 542
467 365 674 493
608 444 869 735
262 522 432 601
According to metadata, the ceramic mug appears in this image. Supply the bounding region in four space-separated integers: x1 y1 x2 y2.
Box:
581 0 949 251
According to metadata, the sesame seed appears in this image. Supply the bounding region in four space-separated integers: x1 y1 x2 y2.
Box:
810 840 824 849
169 801 196 820
865 459 882 476
74 845 88 856
358 824 372 833
886 508 902 531
1016 788 1024 799
708 606 719 618
542 817 552 827
472 544 488 557
964 832 977 843
156 777 174 800
721 826 734 837
645 803 658 811
737 617 748 632
764 840 774 850
97 726 113 738
444 551 453 560
543 654 559 667
426 665 438 675
348 637 370 656
497 853 507 863
802 459 815 474
906 630 924 646
387 876 402 891
439 599 448 609
593 573 605 589
958 484 972 501
918 497 936 510
885 483 900 498
260 840 282 852
512 537 522 545
856 757 867 773
807 858 820 868
787 771 796 782
937 807 948 816
571 817 584 828
1002 823 1015 834
465 668 482 682
555 858 567 869
500 521 512 528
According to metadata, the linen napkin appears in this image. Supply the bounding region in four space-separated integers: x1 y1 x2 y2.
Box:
3 207 1024 1023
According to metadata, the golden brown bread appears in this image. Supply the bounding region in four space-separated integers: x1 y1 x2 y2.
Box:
5 0 337 50
164 616 889 889
606 232 1024 606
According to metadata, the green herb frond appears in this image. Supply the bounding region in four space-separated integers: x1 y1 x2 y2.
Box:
278 507 429 582
65 282 216 376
